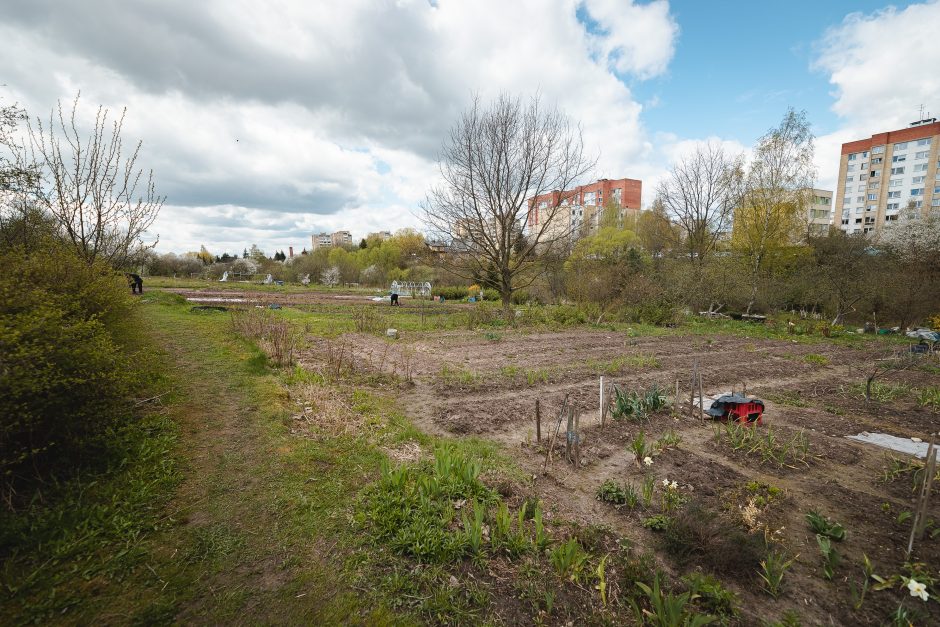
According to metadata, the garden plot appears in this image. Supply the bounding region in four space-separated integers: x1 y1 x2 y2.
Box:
308 322 939 625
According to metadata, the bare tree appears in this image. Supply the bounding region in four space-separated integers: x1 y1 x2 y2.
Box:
27 94 163 267
423 94 593 315
736 109 816 313
656 142 743 266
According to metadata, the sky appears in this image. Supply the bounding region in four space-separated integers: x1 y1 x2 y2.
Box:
2 0 940 255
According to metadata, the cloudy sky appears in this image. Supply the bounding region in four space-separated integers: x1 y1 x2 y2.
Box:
2 0 940 255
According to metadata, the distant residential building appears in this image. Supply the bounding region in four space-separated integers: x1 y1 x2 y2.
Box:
807 189 833 236
369 230 393 240
331 230 353 247
527 177 643 242
311 232 332 250
731 188 833 244
833 117 940 235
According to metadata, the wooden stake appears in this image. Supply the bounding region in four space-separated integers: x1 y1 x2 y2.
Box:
698 373 705 421
574 410 581 469
599 376 605 427
565 406 574 462
542 395 568 474
673 379 679 415
689 362 697 418
535 399 541 443
908 438 937 556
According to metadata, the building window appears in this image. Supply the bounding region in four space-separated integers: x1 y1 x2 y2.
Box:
870 171 880 178
916 138 931 146
887 202 900 210
890 179 903 187
872 145 885 154
856 196 864 203
932 198 940 207
894 142 908 150
935 186 940 194
869 182 879 189
848 153 857 161
855 218 862 224
867 194 876 200
886 214 898 222
872 157 883 164
892 154 906 162
858 185 866 192
859 174 867 181
911 188 924 196
887 191 901 198
914 200 923 208
891 167 905 175
915 150 929 159
914 163 928 172
913 176 926 184
847 164 856 172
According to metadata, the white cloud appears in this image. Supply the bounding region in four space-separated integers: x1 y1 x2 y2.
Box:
1 0 682 253
581 0 679 79
813 1 940 192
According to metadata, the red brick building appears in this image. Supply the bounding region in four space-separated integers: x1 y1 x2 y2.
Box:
527 177 642 239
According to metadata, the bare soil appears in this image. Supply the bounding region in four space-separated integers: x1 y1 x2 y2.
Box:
308 324 939 625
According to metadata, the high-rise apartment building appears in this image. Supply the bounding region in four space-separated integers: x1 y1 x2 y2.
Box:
833 118 940 235
311 232 332 250
808 189 834 236
331 230 353 247
527 177 642 241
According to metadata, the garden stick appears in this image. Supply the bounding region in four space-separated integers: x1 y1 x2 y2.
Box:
542 395 568 473
907 439 936 557
599 376 604 427
565 406 573 462
673 379 679 415
698 373 705 421
574 409 581 468
535 399 541 443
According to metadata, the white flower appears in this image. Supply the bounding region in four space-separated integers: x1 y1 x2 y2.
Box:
907 579 929 601
643 456 653 466
670 481 679 489
662 478 670 487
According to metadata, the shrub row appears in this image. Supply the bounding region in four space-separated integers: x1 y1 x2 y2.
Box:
0 242 136 498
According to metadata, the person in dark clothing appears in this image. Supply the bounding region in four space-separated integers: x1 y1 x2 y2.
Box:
126 273 143 294
390 291 399 306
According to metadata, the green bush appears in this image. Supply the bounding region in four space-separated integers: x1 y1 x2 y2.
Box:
0 243 135 494
433 286 469 300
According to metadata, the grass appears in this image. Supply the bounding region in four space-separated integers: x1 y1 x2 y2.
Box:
803 353 830 366
713 423 812 467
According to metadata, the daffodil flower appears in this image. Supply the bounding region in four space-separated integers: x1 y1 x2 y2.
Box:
643 456 653 466
670 481 678 489
662 478 670 487
907 579 929 601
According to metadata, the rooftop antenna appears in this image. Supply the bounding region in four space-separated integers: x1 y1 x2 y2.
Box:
918 104 926 121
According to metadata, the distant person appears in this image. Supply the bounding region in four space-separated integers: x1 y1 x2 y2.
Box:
125 273 143 294
390 291 399 306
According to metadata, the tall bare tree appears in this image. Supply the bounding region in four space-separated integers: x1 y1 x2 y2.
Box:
27 94 163 267
656 142 743 266
423 94 593 315
735 109 815 313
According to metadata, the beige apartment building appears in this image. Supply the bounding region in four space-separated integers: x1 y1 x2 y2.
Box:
807 189 833 236
834 118 940 235
311 232 332 250
310 230 354 250
331 230 353 247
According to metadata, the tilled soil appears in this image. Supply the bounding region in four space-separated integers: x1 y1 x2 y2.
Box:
309 325 939 625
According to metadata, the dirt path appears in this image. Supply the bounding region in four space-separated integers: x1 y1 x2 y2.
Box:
143 308 366 624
